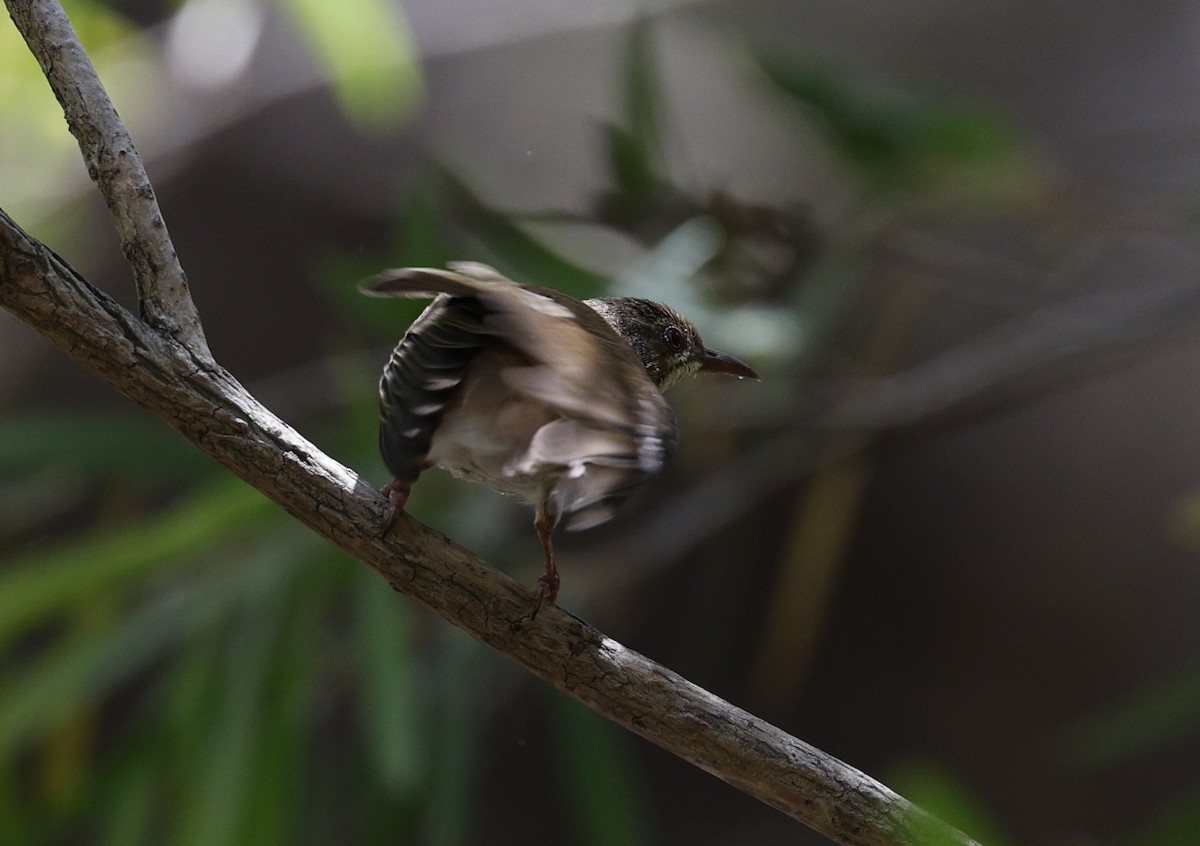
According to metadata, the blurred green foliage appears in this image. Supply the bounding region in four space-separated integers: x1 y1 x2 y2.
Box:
0 0 141 234
1 0 422 229
5 4 1199 845
1116 787 1200 846
551 695 656 846
280 0 423 129
1064 662 1200 770
758 58 1028 202
887 762 1012 846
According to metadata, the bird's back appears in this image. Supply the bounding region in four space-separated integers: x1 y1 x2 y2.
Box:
368 264 678 530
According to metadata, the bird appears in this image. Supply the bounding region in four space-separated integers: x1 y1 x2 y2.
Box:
362 262 758 619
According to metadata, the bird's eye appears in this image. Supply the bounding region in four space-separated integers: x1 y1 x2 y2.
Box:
664 325 685 352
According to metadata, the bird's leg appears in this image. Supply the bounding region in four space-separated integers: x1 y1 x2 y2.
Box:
528 498 561 620
378 479 411 536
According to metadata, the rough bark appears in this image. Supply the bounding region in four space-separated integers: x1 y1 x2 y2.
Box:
7 0 211 359
0 210 977 846
1 0 982 841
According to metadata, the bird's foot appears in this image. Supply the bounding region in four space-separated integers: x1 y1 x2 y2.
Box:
511 571 560 630
378 480 410 537
531 570 560 618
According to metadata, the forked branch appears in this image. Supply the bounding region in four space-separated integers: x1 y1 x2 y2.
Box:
7 0 210 359
0 206 978 846
0 2 978 844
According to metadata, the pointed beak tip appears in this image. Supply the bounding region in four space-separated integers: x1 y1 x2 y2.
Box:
701 349 760 381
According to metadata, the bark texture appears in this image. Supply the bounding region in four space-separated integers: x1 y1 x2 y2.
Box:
7 0 211 359
0 210 978 846
1 1 982 840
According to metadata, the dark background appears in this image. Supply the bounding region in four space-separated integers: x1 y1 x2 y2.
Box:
3 1 1200 844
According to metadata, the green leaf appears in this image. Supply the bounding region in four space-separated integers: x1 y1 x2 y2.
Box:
1118 784 1200 846
437 166 610 298
0 766 33 846
0 413 210 479
353 566 425 796
98 729 168 846
174 562 293 846
0 559 273 762
163 621 227 774
759 58 1018 192
240 561 333 844
397 179 455 268
551 694 655 846
603 18 666 203
421 634 488 846
280 0 423 129
624 17 662 162
888 761 1010 846
599 122 661 202
1 0 137 220
0 479 277 651
1063 662 1200 768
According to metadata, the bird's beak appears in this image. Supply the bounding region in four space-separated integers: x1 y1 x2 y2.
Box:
699 349 759 380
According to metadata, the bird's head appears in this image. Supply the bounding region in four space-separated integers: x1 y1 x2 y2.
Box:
585 297 759 392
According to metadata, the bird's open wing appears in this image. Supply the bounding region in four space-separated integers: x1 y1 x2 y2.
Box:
364 264 677 525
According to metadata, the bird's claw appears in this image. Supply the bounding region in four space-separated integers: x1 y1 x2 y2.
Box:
510 571 560 631
378 480 410 537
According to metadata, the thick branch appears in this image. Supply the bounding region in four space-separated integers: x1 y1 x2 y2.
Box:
1 3 975 840
0 210 978 846
5 0 211 360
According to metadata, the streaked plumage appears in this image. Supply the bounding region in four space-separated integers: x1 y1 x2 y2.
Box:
363 262 757 618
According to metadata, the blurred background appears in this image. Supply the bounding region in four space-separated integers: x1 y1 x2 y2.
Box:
4 0 1200 844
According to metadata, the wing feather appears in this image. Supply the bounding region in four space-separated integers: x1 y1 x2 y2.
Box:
366 264 677 526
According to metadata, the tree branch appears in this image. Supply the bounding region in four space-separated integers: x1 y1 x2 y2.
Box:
0 209 978 846
6 0 211 360
818 282 1200 430
0 1 979 841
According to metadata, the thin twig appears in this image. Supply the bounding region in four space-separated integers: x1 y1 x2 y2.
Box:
0 210 979 846
0 3 980 840
818 283 1200 430
5 0 211 360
